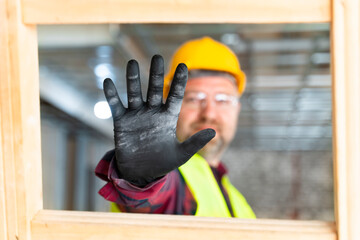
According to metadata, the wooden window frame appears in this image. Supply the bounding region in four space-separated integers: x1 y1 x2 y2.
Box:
1 0 358 239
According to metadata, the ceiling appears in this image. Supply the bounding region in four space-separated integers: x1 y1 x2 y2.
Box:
38 23 331 151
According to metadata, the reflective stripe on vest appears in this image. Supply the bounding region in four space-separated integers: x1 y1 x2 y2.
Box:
178 154 256 218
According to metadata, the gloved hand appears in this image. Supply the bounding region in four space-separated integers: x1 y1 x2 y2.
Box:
103 55 215 187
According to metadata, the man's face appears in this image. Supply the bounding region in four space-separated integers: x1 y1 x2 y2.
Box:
176 76 241 160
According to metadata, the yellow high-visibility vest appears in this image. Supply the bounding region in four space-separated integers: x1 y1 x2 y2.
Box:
178 154 255 218
111 154 255 218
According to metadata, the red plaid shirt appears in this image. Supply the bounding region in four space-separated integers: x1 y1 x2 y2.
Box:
95 149 234 216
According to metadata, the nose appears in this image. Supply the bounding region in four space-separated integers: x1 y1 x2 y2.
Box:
198 98 218 121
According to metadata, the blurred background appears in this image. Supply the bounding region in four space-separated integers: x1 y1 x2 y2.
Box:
39 23 333 220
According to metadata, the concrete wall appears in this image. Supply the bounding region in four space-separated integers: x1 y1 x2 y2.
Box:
223 149 334 220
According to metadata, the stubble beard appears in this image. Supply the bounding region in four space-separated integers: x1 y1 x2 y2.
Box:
197 135 226 161
178 120 230 164
186 121 228 161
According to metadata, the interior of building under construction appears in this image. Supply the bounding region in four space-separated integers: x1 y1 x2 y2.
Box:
38 23 333 220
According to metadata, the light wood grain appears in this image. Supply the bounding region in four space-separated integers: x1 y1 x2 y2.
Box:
1 1 18 239
0 1 9 239
331 0 346 238
0 0 42 239
0 130 6 239
22 0 330 24
31 210 336 240
332 0 360 240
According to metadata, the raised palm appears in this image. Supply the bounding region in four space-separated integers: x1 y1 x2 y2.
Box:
103 55 215 186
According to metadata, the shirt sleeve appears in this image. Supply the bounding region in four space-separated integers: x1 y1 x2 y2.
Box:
95 149 193 214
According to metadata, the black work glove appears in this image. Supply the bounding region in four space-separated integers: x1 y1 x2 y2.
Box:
103 55 215 187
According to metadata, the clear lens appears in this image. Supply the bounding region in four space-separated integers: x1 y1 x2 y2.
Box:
183 92 238 109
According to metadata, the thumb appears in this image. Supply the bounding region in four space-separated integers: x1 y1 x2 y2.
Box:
180 128 216 157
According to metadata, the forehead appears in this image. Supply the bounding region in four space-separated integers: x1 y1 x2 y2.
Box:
185 76 238 94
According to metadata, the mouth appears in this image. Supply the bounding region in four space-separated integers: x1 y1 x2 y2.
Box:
194 125 218 133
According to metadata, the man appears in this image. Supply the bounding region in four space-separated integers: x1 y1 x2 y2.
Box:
95 37 255 218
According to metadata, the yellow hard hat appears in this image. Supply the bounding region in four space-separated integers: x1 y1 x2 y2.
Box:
164 36 246 98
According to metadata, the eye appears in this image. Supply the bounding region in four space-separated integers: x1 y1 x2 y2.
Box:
215 94 231 105
184 96 198 103
183 92 206 104
215 94 238 106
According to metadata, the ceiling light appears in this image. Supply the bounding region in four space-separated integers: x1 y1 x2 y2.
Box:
94 101 112 119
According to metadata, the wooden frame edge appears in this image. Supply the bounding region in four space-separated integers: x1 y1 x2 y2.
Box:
331 0 360 240
31 210 336 240
6 0 360 239
21 0 330 24
1 0 42 239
